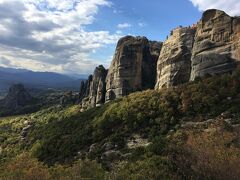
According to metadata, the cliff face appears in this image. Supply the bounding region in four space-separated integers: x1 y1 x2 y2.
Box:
78 9 240 109
190 9 240 80
88 65 108 107
105 36 162 101
79 65 108 110
233 16 240 61
155 27 196 89
0 84 34 112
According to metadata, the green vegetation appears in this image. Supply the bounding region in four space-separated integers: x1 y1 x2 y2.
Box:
0 97 40 117
1 67 240 179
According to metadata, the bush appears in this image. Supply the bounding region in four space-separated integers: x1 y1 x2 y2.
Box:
110 156 177 180
0 153 51 180
0 154 107 180
147 136 167 155
172 129 240 179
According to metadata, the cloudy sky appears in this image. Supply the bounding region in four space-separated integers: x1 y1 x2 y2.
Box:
0 0 239 75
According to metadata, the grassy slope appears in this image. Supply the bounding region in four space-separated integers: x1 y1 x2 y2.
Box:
1 67 240 178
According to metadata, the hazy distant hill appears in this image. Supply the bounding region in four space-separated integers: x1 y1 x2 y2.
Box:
0 67 87 91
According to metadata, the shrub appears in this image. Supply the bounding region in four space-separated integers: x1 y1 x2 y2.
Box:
173 129 240 179
0 153 51 180
110 156 177 180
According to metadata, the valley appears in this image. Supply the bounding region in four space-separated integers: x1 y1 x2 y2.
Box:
0 8 240 180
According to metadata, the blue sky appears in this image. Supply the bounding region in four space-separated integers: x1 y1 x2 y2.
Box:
88 0 201 64
89 0 201 40
0 0 239 75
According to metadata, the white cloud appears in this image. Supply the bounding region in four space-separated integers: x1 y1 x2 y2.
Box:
0 0 120 74
117 23 132 29
189 0 240 16
116 30 123 34
138 22 146 27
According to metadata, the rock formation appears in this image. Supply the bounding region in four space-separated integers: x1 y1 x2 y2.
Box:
190 9 240 80
105 36 162 101
60 91 77 106
79 81 87 102
1 84 33 110
79 76 92 102
78 9 240 109
155 26 196 89
89 65 108 107
79 65 108 110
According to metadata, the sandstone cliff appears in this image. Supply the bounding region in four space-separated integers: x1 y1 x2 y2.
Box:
155 27 196 89
0 84 40 116
1 84 33 109
190 9 240 80
233 16 240 60
105 36 162 101
78 9 240 108
80 65 108 110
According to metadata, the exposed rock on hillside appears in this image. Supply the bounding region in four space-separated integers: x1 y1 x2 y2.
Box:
190 9 240 80
60 91 78 106
0 84 40 116
105 36 162 101
1 84 33 110
79 81 88 102
78 75 92 102
155 27 196 89
89 65 108 107
78 9 240 109
80 65 108 110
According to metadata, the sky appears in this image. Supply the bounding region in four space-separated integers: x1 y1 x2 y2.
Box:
0 0 239 75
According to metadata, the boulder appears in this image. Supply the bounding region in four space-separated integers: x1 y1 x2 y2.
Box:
127 134 151 149
190 9 240 80
105 36 162 101
102 142 115 151
89 143 98 153
101 150 122 162
155 26 196 89
21 124 32 137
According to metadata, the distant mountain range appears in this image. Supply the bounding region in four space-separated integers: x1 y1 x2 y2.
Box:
0 66 87 91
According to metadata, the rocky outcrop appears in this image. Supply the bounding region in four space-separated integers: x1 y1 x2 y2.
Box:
89 65 108 107
233 16 240 60
190 9 240 80
78 9 240 109
79 65 108 110
155 26 196 89
60 91 77 106
79 81 88 102
78 75 92 103
105 36 162 101
0 84 40 116
1 84 33 110
127 134 151 149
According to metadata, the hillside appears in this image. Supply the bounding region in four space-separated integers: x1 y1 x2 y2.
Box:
1 67 240 179
77 9 240 111
0 8 240 180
